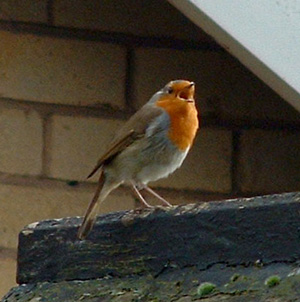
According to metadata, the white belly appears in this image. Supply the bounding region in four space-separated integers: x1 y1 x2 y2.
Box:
136 148 189 184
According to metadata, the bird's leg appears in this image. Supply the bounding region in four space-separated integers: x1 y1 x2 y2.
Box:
141 185 172 207
131 182 153 208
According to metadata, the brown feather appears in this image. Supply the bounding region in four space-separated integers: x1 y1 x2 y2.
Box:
87 130 135 178
78 171 105 240
87 104 163 178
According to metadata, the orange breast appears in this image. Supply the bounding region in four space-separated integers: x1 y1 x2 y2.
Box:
157 98 199 151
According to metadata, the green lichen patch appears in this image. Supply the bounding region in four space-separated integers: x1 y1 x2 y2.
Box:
230 273 240 282
264 275 281 287
197 282 217 297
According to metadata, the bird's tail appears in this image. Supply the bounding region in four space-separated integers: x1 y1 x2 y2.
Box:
77 171 107 240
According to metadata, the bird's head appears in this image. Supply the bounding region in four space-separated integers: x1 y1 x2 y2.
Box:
161 80 195 103
147 80 196 108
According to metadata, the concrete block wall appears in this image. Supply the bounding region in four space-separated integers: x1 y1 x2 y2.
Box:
0 0 299 296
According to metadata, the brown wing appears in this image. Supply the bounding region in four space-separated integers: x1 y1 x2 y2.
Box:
87 103 163 179
87 130 135 178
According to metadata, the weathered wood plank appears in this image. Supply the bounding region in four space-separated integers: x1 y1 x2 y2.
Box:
17 192 300 284
5 262 300 302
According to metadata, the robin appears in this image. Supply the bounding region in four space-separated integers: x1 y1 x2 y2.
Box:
78 80 199 239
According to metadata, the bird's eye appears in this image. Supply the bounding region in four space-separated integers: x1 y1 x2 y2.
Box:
167 87 173 94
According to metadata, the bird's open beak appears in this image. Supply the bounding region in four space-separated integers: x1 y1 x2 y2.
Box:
178 82 195 102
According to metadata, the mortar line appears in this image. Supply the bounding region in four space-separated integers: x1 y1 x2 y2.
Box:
231 130 241 196
0 97 131 120
41 114 52 177
0 170 280 198
1 97 300 131
124 48 135 111
47 0 54 25
0 173 241 200
0 20 223 51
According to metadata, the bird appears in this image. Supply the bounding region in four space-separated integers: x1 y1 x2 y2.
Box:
77 80 199 240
